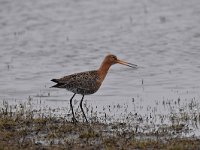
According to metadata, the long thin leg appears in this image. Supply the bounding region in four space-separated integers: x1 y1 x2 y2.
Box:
80 95 88 123
70 93 77 123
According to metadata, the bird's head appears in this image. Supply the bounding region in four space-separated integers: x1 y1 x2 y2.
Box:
104 54 138 68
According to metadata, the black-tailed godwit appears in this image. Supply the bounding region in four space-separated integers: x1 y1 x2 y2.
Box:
51 54 137 123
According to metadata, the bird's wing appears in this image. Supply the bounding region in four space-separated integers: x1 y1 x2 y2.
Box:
54 70 99 90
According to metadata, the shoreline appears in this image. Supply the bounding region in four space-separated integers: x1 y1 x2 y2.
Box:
1 99 200 149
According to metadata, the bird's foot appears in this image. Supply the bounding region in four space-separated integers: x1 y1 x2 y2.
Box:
72 117 78 124
84 119 89 124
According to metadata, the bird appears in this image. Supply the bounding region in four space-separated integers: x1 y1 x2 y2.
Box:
51 54 138 123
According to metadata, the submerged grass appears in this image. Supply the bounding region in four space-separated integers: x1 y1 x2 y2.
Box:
0 99 200 149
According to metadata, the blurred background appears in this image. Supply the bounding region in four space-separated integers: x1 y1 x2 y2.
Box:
0 0 200 117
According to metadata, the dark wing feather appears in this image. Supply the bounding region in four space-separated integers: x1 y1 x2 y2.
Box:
51 70 101 92
51 79 59 83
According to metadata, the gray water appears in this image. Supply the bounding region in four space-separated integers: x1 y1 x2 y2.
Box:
1 0 200 131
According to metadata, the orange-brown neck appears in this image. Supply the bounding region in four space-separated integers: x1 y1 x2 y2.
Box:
97 60 113 82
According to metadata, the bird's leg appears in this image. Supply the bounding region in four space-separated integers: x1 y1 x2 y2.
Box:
80 95 88 123
70 93 77 123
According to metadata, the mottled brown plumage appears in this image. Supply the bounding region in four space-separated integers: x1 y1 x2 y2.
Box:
51 54 137 123
51 70 101 95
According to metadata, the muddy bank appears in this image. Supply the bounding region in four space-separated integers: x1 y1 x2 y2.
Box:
1 117 200 150
1 100 200 150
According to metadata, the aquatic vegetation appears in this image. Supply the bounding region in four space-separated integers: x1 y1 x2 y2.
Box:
0 97 200 149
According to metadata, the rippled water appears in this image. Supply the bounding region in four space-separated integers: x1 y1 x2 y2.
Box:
1 0 200 124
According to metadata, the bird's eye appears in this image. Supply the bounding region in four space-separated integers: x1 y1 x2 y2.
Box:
111 56 115 60
108 55 117 61
112 56 117 60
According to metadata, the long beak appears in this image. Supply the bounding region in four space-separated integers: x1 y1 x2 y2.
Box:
116 59 138 68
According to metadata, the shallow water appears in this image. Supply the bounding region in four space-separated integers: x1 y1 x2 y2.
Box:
1 0 200 134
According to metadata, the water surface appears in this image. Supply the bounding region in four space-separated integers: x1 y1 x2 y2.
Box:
1 0 200 133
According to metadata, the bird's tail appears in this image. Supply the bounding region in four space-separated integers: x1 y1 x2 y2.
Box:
51 79 59 83
50 79 62 88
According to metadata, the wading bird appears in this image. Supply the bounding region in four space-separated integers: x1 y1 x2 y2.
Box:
51 54 137 123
